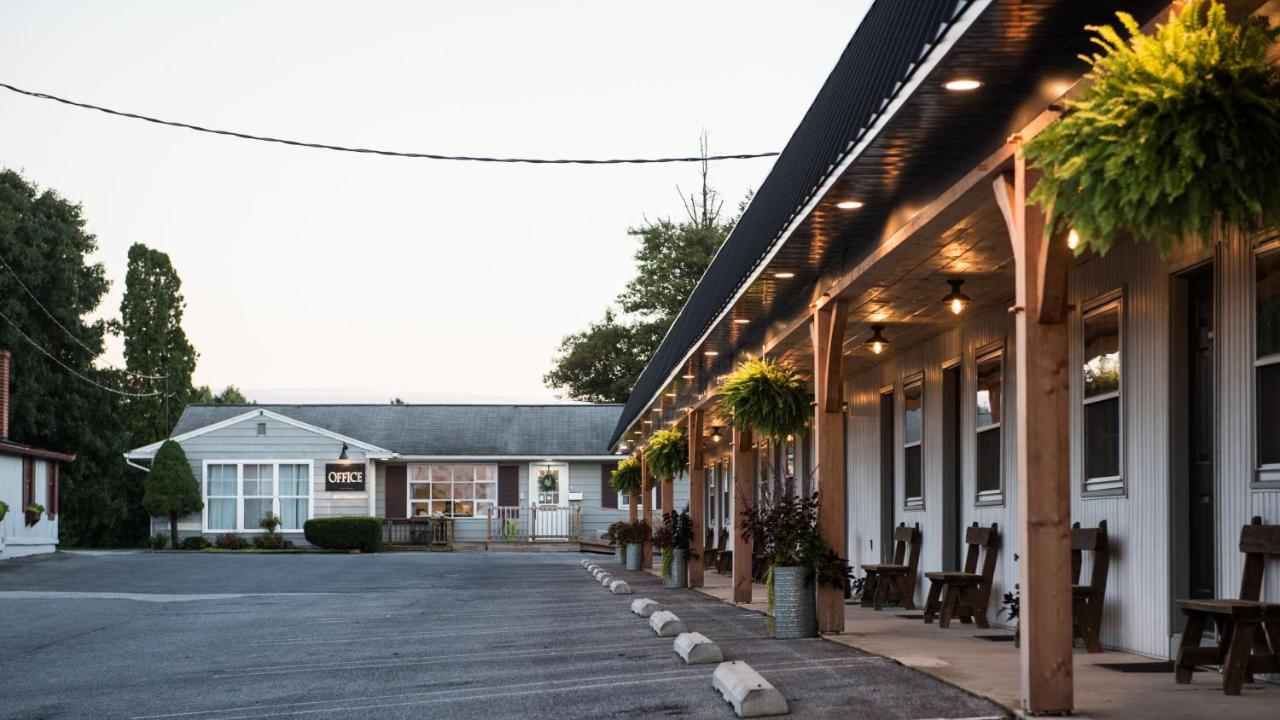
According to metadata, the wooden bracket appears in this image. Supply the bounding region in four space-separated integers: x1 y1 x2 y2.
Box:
811 300 848 413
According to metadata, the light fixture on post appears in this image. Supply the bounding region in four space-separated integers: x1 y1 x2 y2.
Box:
338 442 349 460
1067 228 1081 250
710 426 723 444
942 278 971 315
864 325 890 355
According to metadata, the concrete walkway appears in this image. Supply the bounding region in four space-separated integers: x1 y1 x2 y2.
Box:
686 568 1280 718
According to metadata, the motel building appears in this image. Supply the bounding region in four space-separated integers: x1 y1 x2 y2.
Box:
124 403 684 546
607 0 1280 714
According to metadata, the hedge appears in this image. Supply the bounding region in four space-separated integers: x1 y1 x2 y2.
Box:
303 516 383 552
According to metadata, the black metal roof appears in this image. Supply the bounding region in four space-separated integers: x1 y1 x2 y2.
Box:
171 404 624 457
609 0 1171 448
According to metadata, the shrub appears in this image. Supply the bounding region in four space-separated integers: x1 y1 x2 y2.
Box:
258 512 282 533
253 533 295 550
143 440 203 550
303 516 382 552
181 536 212 551
149 533 169 550
0 499 8 522
214 533 248 550
615 519 651 545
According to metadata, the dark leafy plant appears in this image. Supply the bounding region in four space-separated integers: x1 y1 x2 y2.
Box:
214 533 247 550
615 519 651 545
609 456 642 497
253 533 294 550
739 493 847 588
644 427 688 480
258 512 282 534
662 508 696 553
180 536 212 551
1026 0 1280 254
605 521 624 545
149 533 169 551
1001 585 1021 621
720 356 810 441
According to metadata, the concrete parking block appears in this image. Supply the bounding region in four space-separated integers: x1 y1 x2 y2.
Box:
712 661 789 717
630 598 661 617
608 580 632 595
648 610 687 637
599 573 613 586
674 632 723 664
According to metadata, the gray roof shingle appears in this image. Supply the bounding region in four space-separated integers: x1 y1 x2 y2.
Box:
170 404 624 456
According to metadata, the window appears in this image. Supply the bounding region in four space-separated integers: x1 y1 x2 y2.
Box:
903 377 924 509
1082 298 1123 494
408 464 497 518
203 461 311 532
721 460 730 523
206 464 238 531
1256 249 1280 481
975 349 1004 503
278 464 310 530
256 422 266 436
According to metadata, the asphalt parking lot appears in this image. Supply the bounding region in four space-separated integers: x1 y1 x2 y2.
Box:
0 551 1006 719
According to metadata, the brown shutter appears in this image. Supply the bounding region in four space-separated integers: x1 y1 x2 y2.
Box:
654 481 662 510
47 463 59 518
601 464 618 509
498 465 519 506
22 457 33 509
384 465 407 519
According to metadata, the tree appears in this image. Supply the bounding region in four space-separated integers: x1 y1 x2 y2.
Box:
389 397 407 405
142 440 203 549
545 136 741 401
117 243 199 445
0 169 143 547
193 384 249 404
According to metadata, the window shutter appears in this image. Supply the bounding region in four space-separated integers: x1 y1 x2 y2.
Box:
47 462 59 518
600 464 617 509
383 465 407 519
497 465 519 506
22 457 34 509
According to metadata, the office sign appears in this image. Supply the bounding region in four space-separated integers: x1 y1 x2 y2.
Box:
325 463 366 492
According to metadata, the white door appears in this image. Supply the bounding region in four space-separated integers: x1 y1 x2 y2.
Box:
530 462 568 537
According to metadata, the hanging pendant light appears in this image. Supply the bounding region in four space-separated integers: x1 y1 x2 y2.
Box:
942 278 971 315
864 325 890 355
710 426 723 444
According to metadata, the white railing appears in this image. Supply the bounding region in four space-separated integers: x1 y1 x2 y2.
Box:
486 506 580 542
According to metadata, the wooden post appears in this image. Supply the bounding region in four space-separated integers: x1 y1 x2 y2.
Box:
994 144 1073 714
689 410 706 588
812 298 848 633
628 490 638 522
641 450 653 569
661 473 674 518
732 425 754 603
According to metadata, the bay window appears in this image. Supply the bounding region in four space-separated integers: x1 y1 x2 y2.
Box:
203 461 312 532
408 464 497 518
1257 249 1280 482
975 349 1004 504
1082 297 1123 495
903 376 924 509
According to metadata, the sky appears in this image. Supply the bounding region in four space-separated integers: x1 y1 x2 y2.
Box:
0 0 869 404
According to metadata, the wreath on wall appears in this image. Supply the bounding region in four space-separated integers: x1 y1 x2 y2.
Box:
1025 0 1280 255
537 469 558 493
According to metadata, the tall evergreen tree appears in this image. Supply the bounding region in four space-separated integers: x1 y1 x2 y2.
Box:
117 243 198 444
0 169 144 546
142 440 202 549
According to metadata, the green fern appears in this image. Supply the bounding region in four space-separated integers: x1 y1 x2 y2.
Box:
720 356 810 441
1026 0 1280 254
609 455 642 496
644 427 688 480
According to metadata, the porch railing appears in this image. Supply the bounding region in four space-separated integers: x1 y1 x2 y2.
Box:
486 506 580 542
382 518 454 550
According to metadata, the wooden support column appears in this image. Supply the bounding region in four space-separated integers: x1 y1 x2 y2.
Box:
628 489 639 522
640 449 653 569
661 471 674 517
688 410 705 588
811 298 848 633
732 425 754 603
994 144 1073 715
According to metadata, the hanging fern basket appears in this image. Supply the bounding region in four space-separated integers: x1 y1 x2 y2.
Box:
644 427 688 480
1025 1 1280 255
720 356 810 441
610 455 642 496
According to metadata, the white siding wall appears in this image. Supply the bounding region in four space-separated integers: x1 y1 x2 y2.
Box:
0 455 59 558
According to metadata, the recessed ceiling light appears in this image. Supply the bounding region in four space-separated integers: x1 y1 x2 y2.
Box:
944 79 982 92
664 392 676 398
835 200 864 210
733 318 750 325
704 350 720 357
773 271 795 279
682 373 695 379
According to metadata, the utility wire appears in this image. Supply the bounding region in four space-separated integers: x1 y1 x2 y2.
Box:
0 250 167 380
0 82 781 165
0 308 164 398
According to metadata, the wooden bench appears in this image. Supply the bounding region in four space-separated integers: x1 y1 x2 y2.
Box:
861 522 922 610
922 522 999 629
1072 520 1109 653
703 527 718 571
1174 516 1280 695
715 527 733 574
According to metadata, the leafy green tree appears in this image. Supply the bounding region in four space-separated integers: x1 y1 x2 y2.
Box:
193 384 249 404
0 169 144 546
142 440 203 549
546 140 741 401
116 243 199 444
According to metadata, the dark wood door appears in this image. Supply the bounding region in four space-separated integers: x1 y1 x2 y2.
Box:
879 390 895 562
1188 267 1215 599
942 365 962 571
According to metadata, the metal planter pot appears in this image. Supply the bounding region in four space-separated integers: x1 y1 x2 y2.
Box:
664 549 688 588
626 543 644 571
615 544 626 564
772 565 818 639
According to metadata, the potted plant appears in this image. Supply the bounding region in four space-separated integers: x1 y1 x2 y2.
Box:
651 520 673 580
721 356 810 497
24 502 45 527
609 455 642 504
659 508 695 589
606 521 626 564
740 492 852 639
1026 0 1280 255
644 428 688 487
258 512 282 534
619 519 650 571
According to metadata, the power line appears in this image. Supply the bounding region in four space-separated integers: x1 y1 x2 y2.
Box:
0 82 781 165
0 250 167 380
0 309 164 398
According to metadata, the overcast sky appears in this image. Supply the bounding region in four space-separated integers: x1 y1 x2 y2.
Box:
0 0 869 404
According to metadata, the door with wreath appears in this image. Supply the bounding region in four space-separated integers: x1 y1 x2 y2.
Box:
529 462 568 537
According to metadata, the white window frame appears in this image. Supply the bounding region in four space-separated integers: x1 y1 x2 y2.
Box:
902 374 925 510
201 460 313 534
406 463 499 518
1080 294 1125 497
1254 242 1280 485
974 345 1005 506
618 491 630 508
